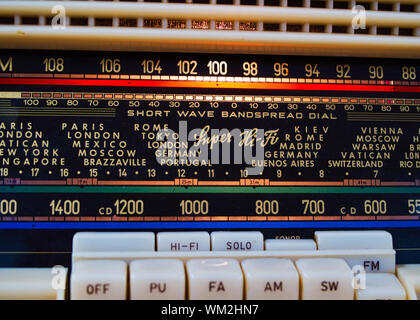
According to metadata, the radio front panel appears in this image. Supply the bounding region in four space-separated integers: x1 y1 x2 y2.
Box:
0 50 419 267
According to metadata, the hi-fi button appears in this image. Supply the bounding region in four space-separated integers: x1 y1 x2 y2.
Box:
157 232 210 251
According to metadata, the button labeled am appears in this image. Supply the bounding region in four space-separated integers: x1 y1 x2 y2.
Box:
242 258 299 300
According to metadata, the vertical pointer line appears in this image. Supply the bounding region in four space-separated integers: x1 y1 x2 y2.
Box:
0 78 419 93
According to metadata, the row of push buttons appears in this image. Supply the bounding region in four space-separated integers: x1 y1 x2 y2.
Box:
72 230 396 274
69 230 404 300
73 230 393 252
73 231 266 252
71 257 407 300
2 230 418 299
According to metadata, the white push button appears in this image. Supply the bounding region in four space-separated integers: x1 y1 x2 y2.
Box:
241 259 299 300
397 264 420 300
211 231 263 251
296 258 354 300
130 259 185 300
73 232 155 252
157 232 210 251
356 273 406 300
265 239 316 250
343 253 395 273
0 268 67 300
315 231 393 250
70 260 127 300
186 259 243 300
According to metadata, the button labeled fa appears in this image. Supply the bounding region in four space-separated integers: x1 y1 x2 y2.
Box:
187 259 243 300
209 281 225 292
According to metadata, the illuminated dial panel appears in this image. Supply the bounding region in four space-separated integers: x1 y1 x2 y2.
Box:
0 50 419 266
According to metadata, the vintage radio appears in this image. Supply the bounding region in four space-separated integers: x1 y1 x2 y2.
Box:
0 0 419 300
